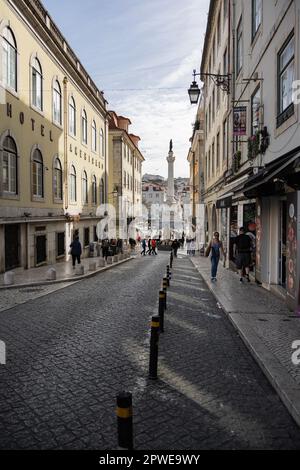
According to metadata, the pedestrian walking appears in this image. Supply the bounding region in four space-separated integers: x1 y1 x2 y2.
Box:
186 238 191 255
70 236 82 268
190 238 196 256
234 227 252 283
172 239 179 257
101 239 109 260
117 238 123 254
147 238 152 255
151 238 157 255
141 238 147 256
205 232 225 281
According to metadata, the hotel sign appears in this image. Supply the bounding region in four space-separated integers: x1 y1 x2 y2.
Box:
6 102 54 142
233 106 247 136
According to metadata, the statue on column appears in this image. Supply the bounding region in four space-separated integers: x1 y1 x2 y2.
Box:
169 139 173 153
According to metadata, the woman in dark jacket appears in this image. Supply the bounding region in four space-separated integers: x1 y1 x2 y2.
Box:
70 236 82 268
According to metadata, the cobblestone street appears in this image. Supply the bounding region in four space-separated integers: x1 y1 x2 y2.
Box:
0 253 300 450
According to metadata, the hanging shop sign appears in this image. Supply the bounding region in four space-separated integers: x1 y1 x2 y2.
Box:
233 106 247 136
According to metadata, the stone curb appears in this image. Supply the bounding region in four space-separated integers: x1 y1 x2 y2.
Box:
0 257 134 290
190 257 300 428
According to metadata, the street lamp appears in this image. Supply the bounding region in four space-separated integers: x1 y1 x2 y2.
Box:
188 76 201 105
188 69 231 105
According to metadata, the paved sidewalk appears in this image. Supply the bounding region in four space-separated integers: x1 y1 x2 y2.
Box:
190 254 300 427
0 254 133 289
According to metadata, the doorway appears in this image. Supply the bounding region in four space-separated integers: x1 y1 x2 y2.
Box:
36 235 47 265
5 224 20 270
279 201 287 288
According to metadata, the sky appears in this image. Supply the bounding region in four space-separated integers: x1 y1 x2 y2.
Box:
42 0 210 178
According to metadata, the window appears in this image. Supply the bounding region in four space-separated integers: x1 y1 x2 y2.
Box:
252 0 262 40
212 36 215 67
127 174 130 189
53 157 63 200
99 178 105 204
236 18 243 76
223 119 228 162
32 58 43 110
217 11 221 45
216 133 220 169
2 27 17 91
212 89 215 122
70 165 76 202
209 101 211 131
277 33 295 125
208 149 211 179
82 170 88 204
69 97 76 136
81 109 87 144
223 0 228 21
92 120 97 152
124 171 126 187
212 141 215 176
100 129 104 156
2 136 17 194
251 86 261 135
56 232 65 257
84 227 90 247
217 69 220 109
92 175 97 204
223 47 228 75
32 149 43 197
53 80 62 125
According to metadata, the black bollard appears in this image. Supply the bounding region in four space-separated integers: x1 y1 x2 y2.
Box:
149 315 160 379
163 278 168 310
166 266 170 286
158 290 165 332
116 392 133 449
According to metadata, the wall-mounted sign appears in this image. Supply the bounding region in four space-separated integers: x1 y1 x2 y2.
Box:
233 106 247 136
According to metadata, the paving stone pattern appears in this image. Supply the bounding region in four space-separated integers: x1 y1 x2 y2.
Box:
0 254 299 449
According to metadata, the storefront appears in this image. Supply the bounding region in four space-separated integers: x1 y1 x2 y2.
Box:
243 150 300 311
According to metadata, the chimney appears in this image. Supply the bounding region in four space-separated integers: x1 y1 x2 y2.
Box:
129 134 140 148
117 116 131 132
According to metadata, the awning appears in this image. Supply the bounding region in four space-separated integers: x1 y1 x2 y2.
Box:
243 149 300 197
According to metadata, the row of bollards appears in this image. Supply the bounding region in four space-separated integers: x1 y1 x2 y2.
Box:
116 251 175 449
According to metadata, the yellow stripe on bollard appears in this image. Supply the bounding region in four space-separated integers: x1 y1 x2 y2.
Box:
151 321 160 328
116 407 132 419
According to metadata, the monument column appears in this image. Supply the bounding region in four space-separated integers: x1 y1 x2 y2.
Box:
166 139 176 205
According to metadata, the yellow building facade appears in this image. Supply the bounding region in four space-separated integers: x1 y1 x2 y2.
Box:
0 0 109 272
108 112 144 237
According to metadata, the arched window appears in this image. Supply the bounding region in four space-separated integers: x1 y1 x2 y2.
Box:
53 157 62 200
70 165 76 202
92 120 97 152
69 96 76 136
92 175 97 204
99 178 105 204
53 80 62 125
82 109 87 144
32 149 43 197
32 58 43 110
82 170 88 204
2 27 17 91
100 129 104 156
2 136 17 194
